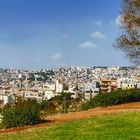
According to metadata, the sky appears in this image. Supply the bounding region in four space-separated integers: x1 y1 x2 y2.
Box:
0 0 130 69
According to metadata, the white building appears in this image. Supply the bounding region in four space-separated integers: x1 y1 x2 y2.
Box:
43 82 56 100
81 82 100 100
3 94 15 105
0 86 16 105
24 89 43 101
55 80 63 93
117 78 136 89
43 80 63 100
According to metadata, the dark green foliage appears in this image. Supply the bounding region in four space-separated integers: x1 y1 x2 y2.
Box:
40 93 82 114
28 73 35 81
63 84 69 90
74 85 79 91
40 100 57 115
81 89 140 110
35 72 49 81
49 92 73 102
48 92 74 113
2 100 41 128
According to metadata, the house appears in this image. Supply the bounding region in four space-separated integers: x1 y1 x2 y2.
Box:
81 82 100 100
101 78 117 93
55 80 63 93
117 78 136 90
3 94 16 105
136 77 140 89
43 81 56 100
43 80 63 100
24 89 43 101
0 86 16 105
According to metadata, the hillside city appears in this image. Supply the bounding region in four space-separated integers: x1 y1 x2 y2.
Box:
0 66 140 105
0 0 139 139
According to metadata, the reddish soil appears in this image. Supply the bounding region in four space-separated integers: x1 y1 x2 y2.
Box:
47 101 140 122
1 102 140 133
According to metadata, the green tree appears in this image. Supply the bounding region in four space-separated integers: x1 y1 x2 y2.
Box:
114 0 140 64
40 100 57 115
49 92 73 113
63 84 69 90
2 100 41 128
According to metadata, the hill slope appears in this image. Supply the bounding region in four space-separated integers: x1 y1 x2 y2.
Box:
0 102 140 134
1 111 140 140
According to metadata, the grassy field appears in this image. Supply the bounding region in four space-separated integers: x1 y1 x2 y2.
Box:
0 111 140 140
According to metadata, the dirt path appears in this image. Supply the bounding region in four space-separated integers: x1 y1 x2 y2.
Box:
1 102 140 133
46 102 140 122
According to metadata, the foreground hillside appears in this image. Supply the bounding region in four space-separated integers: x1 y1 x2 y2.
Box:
1 111 140 140
47 102 140 122
0 102 140 140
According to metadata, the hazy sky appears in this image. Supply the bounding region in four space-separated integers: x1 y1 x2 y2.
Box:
0 0 129 69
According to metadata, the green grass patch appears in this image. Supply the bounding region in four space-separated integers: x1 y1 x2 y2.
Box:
1 111 140 140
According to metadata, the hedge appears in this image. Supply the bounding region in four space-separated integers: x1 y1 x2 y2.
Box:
80 89 140 110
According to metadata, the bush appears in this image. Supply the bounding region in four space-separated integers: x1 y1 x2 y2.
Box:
40 100 57 115
2 100 41 128
80 89 140 110
48 92 74 113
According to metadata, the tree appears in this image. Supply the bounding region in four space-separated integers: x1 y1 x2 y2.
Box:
48 92 73 113
2 100 41 128
74 84 79 91
114 0 140 64
40 100 57 115
63 84 69 91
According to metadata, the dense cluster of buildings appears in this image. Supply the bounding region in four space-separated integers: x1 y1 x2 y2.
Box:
0 66 140 105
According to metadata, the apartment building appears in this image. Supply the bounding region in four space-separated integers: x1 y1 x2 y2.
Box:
117 78 136 90
24 89 43 101
101 78 117 93
43 80 63 100
80 81 100 100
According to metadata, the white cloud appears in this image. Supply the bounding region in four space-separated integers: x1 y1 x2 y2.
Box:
79 41 96 48
115 15 123 27
91 31 106 39
93 21 102 26
52 53 63 61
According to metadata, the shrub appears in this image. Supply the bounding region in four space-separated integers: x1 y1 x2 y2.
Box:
80 89 140 110
48 92 74 113
40 100 57 115
2 100 41 128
